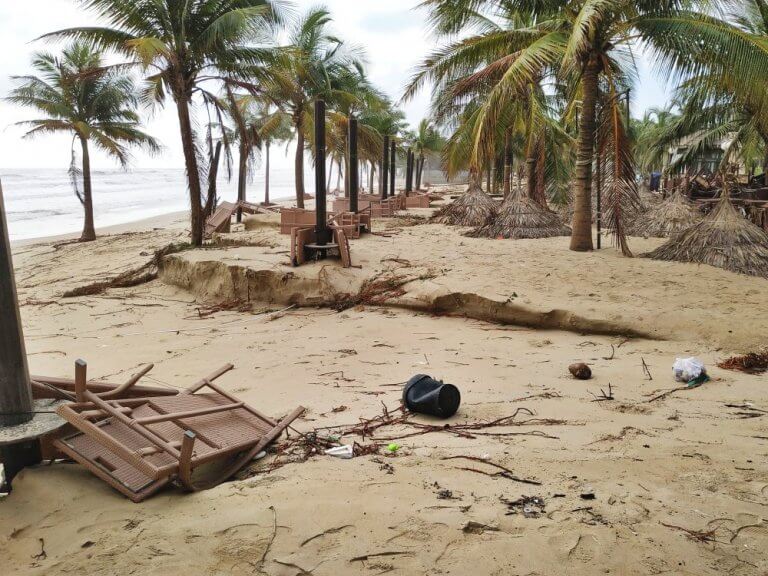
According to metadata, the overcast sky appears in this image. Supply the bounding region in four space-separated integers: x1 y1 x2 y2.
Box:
0 0 670 171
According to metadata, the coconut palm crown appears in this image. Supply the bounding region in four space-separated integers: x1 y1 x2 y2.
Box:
42 0 285 245
7 41 159 241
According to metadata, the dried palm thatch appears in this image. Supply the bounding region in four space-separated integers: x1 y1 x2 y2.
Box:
467 191 571 239
431 182 497 227
628 191 702 238
645 197 768 278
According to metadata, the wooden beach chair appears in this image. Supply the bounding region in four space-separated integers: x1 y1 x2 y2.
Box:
205 201 238 237
53 362 304 502
290 226 352 268
280 207 318 235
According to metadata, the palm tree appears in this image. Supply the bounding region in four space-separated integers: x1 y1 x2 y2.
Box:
44 0 284 245
360 103 408 193
257 105 293 205
407 0 767 252
7 42 158 241
264 7 364 208
411 119 445 190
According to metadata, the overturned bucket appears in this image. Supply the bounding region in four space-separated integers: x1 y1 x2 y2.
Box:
403 374 461 418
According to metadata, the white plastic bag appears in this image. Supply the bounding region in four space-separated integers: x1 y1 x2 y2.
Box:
673 357 706 382
325 445 354 459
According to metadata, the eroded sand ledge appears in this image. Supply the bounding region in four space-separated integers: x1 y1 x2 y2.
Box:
160 254 655 339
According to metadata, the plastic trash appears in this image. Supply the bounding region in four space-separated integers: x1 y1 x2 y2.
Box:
403 374 461 418
386 443 401 454
673 357 706 383
325 445 354 459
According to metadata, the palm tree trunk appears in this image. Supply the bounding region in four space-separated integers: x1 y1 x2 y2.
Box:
175 95 205 246
535 142 547 207
236 139 247 223
327 157 333 193
79 137 96 242
337 158 342 192
416 154 424 190
264 142 271 205
205 141 223 218
503 134 512 197
486 164 491 192
763 144 768 187
526 157 536 200
295 119 305 209
369 161 375 193
570 55 600 251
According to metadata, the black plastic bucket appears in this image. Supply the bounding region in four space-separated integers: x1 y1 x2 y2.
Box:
402 374 461 418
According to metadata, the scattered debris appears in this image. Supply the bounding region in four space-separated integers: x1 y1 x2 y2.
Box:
402 374 461 418
443 455 541 486
641 357 654 381
580 491 596 501
718 350 768 375
661 522 721 544
325 445 354 459
673 357 707 383
569 363 592 380
589 383 615 402
462 521 500 535
349 551 414 563
502 495 546 518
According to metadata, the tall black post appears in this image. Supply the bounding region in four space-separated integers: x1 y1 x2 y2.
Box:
390 141 396 196
0 181 33 428
349 116 359 214
381 134 390 199
405 149 413 194
314 99 329 245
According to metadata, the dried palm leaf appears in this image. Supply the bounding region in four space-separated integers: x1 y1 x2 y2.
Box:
597 88 642 256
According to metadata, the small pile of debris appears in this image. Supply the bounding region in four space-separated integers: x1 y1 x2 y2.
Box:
718 351 768 375
502 495 546 518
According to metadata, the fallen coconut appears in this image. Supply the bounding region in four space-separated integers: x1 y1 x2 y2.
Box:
569 363 592 380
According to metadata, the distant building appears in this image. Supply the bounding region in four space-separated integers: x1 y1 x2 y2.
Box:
666 133 744 175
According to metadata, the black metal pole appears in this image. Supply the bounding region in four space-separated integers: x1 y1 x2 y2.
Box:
349 115 359 214
390 141 396 196
596 152 602 249
0 180 33 428
405 149 413 194
381 134 390 199
314 99 329 245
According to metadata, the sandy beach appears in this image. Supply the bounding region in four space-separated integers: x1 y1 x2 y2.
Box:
1 192 766 575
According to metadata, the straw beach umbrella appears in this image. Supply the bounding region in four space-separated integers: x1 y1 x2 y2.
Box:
629 191 702 238
645 193 768 278
431 178 498 227
467 188 570 239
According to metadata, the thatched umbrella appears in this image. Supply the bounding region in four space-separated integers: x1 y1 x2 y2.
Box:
467 188 571 239
628 191 702 238
645 196 768 278
431 181 498 227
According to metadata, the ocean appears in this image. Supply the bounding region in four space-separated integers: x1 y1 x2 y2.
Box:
0 167 305 242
